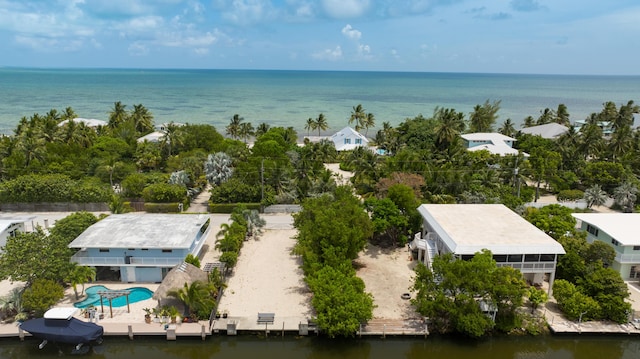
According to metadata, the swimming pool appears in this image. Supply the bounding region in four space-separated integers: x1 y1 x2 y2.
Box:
73 285 154 309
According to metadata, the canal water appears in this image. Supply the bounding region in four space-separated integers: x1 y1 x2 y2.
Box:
1 335 639 358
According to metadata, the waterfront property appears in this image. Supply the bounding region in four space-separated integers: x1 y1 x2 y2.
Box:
519 123 569 139
329 127 369 151
461 132 528 157
57 117 107 129
68 214 211 282
572 213 640 280
0 215 34 251
411 204 565 294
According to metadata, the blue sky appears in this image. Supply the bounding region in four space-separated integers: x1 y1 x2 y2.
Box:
1 0 639 74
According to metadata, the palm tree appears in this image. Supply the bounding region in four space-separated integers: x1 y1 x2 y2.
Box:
66 264 96 300
363 112 376 136
108 101 128 128
522 116 535 128
204 152 234 186
167 281 214 318
130 104 154 133
498 118 516 137
61 106 77 121
314 113 329 136
613 182 638 213
555 104 570 126
584 184 608 209
469 100 500 133
161 121 183 156
226 114 243 140
349 104 366 130
434 107 465 150
238 122 255 144
255 122 270 137
305 117 317 136
242 209 266 239
536 108 555 125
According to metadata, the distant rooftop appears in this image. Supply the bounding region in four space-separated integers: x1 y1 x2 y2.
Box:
572 213 640 246
68 213 210 249
519 123 569 139
418 204 565 255
461 132 516 142
58 118 107 128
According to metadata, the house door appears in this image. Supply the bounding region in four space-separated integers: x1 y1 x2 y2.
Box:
630 265 640 279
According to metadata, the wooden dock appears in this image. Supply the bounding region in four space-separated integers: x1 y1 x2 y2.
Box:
358 319 428 337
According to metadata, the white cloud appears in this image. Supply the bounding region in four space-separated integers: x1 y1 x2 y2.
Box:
322 0 370 19
222 0 278 25
312 45 342 61
160 31 217 47
358 44 370 54
341 24 361 40
128 41 149 56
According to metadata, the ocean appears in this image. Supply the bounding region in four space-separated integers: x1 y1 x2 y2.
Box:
0 68 639 135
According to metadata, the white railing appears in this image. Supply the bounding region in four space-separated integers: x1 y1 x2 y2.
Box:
71 254 183 266
616 253 640 264
497 262 556 272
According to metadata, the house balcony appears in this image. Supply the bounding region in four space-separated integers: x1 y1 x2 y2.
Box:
616 253 640 264
71 252 183 267
496 261 556 273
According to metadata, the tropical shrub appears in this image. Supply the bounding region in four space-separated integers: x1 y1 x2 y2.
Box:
142 183 187 203
22 279 65 317
0 174 110 203
556 189 584 202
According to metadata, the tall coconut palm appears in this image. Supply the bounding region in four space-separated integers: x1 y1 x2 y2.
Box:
130 104 154 133
363 112 376 136
305 117 317 136
498 118 516 137
434 107 465 150
584 184 608 209
469 100 500 133
555 104 570 126
161 122 183 156
255 122 270 137
349 104 366 130
226 114 243 140
108 101 128 128
238 122 255 144
204 152 234 186
314 113 329 136
61 106 77 121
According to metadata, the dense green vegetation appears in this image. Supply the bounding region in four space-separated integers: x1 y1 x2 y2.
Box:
294 187 374 337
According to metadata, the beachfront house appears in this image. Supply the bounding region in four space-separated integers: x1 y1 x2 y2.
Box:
573 119 614 136
330 127 369 151
57 118 108 129
137 131 166 143
572 213 640 280
0 216 35 252
69 214 211 283
410 204 565 294
461 132 528 157
519 123 569 139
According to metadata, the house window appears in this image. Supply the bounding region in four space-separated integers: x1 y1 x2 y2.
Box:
99 248 110 253
355 138 362 144
611 239 621 246
586 224 599 237
344 138 351 144
540 254 555 262
524 254 540 262
127 248 135 251
141 248 149 251
507 254 523 262
634 246 640 251
631 266 640 279
162 249 173 253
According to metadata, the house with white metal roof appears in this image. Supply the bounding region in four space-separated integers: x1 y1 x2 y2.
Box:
58 118 108 128
0 216 35 252
68 214 211 283
330 127 369 151
572 213 640 280
519 123 569 139
412 204 565 294
461 132 528 157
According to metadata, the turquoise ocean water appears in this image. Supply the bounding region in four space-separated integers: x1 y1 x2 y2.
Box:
0 68 639 135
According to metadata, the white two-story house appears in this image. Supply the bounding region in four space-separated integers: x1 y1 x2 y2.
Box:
572 213 640 280
69 213 211 283
330 127 369 151
411 204 565 294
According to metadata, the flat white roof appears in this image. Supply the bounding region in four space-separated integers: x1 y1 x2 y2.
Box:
461 132 516 142
68 213 210 249
418 204 565 255
519 123 569 139
0 216 34 233
572 213 640 246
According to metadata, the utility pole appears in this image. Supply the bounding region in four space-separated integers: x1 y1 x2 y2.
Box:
260 158 265 206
